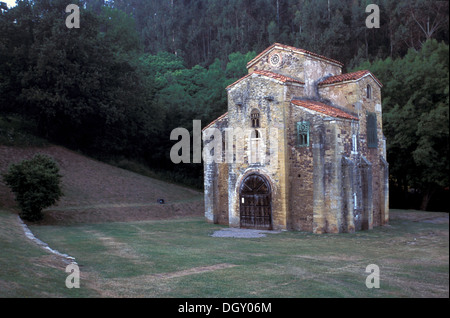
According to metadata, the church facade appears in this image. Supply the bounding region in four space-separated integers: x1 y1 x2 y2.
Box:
203 43 389 234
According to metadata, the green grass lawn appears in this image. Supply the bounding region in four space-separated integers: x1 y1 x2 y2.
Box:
0 209 448 298
0 210 91 297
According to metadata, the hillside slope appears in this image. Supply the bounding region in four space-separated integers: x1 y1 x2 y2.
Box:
0 145 204 225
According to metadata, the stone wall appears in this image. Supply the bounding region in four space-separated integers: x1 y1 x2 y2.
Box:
248 48 307 82
203 116 229 225
287 100 360 233
215 162 229 224
319 75 388 230
204 45 388 233
248 46 342 99
226 73 291 230
286 105 317 232
320 118 358 233
355 77 385 227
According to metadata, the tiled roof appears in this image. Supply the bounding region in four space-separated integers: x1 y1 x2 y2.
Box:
226 70 304 90
319 70 383 87
202 112 228 131
254 70 304 85
247 43 344 68
291 100 359 121
203 100 357 132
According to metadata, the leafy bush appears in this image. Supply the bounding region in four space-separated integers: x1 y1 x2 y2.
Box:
2 154 63 221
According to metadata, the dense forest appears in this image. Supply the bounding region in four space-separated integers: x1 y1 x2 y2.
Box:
0 0 448 211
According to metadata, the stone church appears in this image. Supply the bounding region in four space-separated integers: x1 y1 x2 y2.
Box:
203 43 389 233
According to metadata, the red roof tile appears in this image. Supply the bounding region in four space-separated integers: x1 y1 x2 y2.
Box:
202 112 228 131
254 70 304 85
319 70 383 87
291 100 359 121
226 70 304 90
247 43 344 69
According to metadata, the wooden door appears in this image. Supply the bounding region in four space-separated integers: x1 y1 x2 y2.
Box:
240 174 272 230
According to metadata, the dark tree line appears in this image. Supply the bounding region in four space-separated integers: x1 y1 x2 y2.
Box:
101 0 449 69
0 0 448 210
357 40 449 211
0 0 255 187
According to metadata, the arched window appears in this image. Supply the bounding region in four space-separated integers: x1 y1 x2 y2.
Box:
251 109 260 128
367 84 372 99
250 129 261 164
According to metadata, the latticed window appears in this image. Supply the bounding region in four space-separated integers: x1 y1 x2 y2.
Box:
367 112 378 148
251 109 260 128
297 121 310 147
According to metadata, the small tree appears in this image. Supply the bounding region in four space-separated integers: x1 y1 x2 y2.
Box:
2 154 63 221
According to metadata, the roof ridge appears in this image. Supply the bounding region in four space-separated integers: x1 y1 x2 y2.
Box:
291 99 359 121
226 69 304 90
253 70 304 84
319 70 383 87
225 73 252 90
247 43 344 68
202 112 228 131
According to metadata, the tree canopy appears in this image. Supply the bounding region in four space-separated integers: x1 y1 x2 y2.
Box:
356 40 449 210
0 0 448 209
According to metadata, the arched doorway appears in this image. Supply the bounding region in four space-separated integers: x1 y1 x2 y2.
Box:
239 173 272 230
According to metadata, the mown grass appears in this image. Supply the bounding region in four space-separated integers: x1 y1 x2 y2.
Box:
0 209 448 298
0 210 95 297
103 156 204 190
